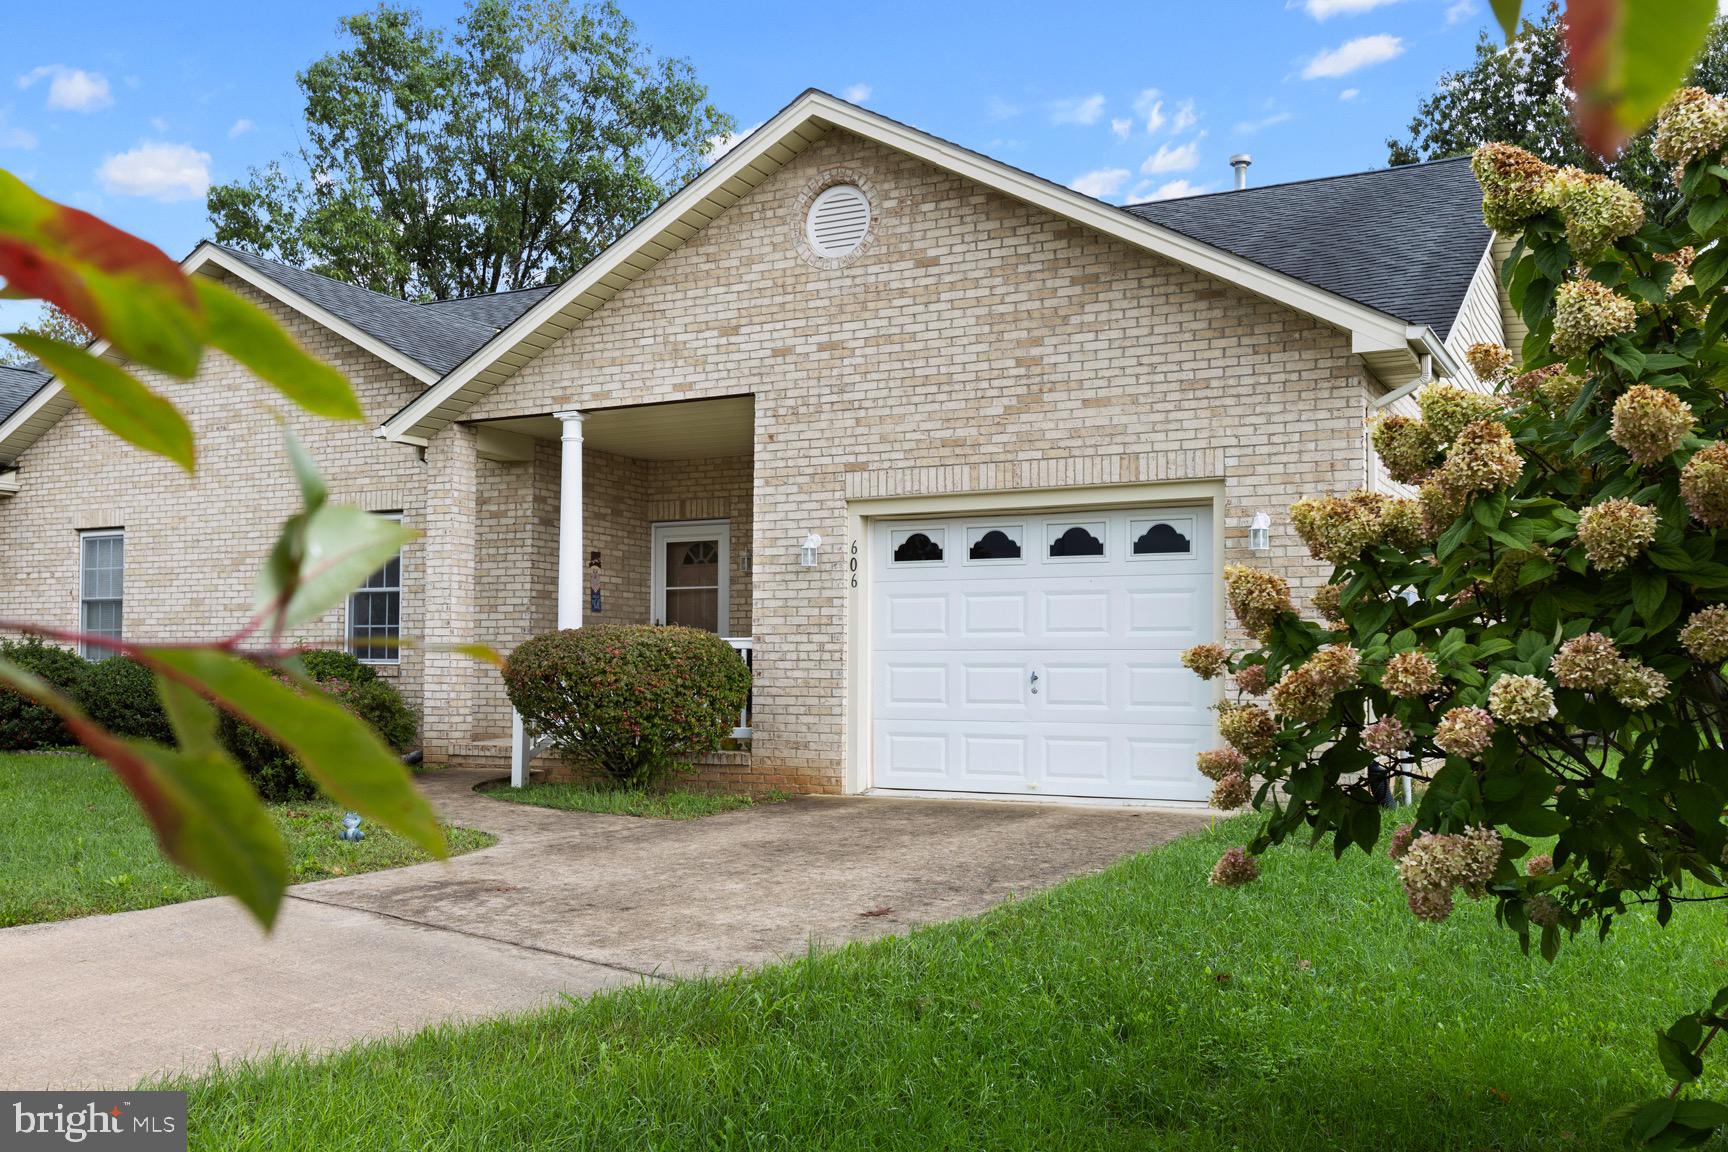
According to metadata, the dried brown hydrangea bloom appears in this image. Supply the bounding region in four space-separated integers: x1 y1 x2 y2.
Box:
1417 384 1503 446
1549 632 1620 691
1209 847 1260 887
1471 142 1554 232
1371 414 1442 484
1180 643 1229 679
1434 706 1495 760
1382 650 1440 698
1196 747 1248 782
1681 605 1728 664
1210 772 1252 811
1654 87 1728 169
1465 342 1515 383
1223 565 1293 639
1217 702 1278 758
1681 443 1728 528
1232 664 1269 696
1540 168 1643 260
1439 419 1523 494
1552 279 1636 357
1610 385 1692 465
1487 674 1557 726
1575 498 1658 572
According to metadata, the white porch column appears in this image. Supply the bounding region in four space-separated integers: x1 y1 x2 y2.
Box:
555 409 586 630
514 408 585 787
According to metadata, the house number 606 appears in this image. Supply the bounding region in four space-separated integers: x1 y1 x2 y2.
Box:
850 542 858 588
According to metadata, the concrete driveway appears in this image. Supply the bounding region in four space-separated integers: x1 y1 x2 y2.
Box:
0 769 1206 1089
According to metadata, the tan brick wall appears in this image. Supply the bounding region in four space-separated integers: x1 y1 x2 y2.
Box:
0 272 431 710
460 129 1370 792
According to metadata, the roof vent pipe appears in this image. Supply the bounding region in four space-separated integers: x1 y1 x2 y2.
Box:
1229 154 1252 190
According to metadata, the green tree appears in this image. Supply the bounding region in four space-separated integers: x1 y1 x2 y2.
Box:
1389 2 1728 212
0 305 92 368
1189 103 1728 1144
207 0 732 300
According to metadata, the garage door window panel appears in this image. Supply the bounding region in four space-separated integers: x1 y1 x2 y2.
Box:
891 528 946 565
1046 521 1107 561
965 524 1024 564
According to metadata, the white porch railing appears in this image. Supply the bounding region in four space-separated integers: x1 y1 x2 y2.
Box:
510 635 753 787
726 637 753 740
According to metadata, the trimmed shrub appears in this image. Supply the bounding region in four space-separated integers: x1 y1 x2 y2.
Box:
78 657 172 743
219 669 418 801
0 637 88 750
295 648 377 686
503 624 752 788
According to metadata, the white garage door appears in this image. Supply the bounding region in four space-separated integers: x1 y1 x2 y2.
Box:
870 506 1216 802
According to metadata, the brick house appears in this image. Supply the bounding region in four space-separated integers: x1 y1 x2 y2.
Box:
0 91 1505 803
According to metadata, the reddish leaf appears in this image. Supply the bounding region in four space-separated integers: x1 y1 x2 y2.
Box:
0 170 202 376
1567 0 1716 157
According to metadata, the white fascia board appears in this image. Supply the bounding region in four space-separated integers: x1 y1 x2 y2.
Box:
0 368 75 462
0 467 18 495
379 90 1417 443
189 246 441 386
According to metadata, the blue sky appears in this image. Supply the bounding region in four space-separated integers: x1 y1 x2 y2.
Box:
0 0 1497 326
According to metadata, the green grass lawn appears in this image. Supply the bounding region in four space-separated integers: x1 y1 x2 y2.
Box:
178 808 1728 1151
482 778 788 820
0 752 495 927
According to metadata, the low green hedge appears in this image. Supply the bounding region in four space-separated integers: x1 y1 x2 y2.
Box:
0 637 88 750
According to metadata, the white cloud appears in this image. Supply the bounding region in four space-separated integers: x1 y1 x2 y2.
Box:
842 83 872 104
1110 117 1132 140
1171 98 1198 134
1446 0 1479 22
1302 34 1405 79
1339 88 1360 100
1297 0 1400 17
1129 178 1214 203
1069 167 1131 198
1133 89 1165 134
228 118 254 139
96 141 211 201
1234 110 1295 134
18 65 112 112
704 121 761 164
1050 93 1107 125
1141 133 1206 174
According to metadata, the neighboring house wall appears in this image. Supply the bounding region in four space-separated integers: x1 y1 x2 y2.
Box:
450 129 1373 791
0 272 429 706
1445 241 1508 392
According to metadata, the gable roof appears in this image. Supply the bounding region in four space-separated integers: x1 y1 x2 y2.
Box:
379 89 1471 444
2 90 1488 470
213 245 501 377
418 284 559 330
1126 156 1487 340
0 363 50 430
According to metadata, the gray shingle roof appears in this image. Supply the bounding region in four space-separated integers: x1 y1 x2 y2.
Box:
214 245 501 376
0 363 50 428
212 156 1487 390
1125 156 1488 339
418 285 558 331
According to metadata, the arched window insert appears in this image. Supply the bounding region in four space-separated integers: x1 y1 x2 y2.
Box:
892 530 945 563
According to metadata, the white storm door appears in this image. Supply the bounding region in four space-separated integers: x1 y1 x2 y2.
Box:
651 520 729 635
870 507 1216 802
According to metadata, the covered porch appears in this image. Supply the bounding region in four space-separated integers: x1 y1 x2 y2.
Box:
456 394 756 782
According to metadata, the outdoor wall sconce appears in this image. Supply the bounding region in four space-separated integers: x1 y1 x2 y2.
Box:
1249 512 1271 553
800 532 822 568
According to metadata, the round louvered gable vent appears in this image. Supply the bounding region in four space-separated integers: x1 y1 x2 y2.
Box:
805 184 871 258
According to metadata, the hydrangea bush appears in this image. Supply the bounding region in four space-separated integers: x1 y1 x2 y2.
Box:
1186 90 1728 1143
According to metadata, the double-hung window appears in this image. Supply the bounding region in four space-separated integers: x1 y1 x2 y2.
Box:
79 530 124 659
348 514 402 663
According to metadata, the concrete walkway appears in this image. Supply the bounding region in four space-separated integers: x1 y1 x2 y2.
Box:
0 770 1207 1089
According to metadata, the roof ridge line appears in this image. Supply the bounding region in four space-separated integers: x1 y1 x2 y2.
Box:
1126 154 1473 207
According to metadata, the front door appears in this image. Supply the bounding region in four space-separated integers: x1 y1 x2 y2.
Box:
651 520 730 635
